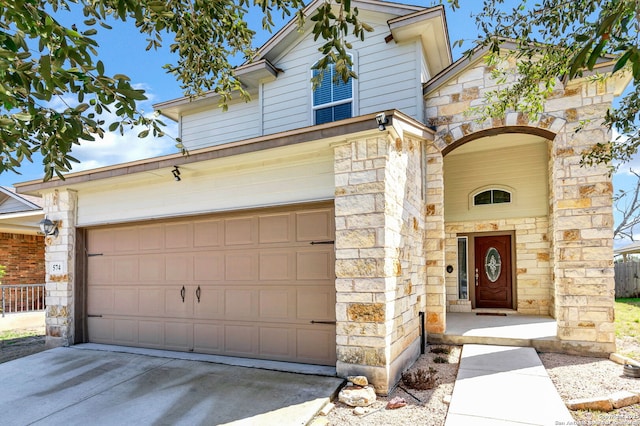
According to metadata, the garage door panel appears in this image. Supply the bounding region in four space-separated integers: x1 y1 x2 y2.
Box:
259 252 293 281
113 319 138 344
165 322 192 350
113 257 139 282
194 253 223 281
138 321 163 346
225 253 257 281
259 214 291 243
297 327 336 363
165 287 192 318
296 210 332 241
113 288 138 315
139 225 163 250
87 287 114 313
87 317 113 342
165 223 191 249
260 327 293 358
193 323 223 352
194 287 223 318
193 220 222 247
225 325 256 354
297 250 332 280
87 258 113 284
225 217 255 246
225 289 255 319
166 255 192 281
297 287 335 321
113 228 138 252
87 203 336 366
259 289 293 320
138 288 166 316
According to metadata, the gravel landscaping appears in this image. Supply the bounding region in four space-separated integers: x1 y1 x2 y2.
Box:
316 341 640 426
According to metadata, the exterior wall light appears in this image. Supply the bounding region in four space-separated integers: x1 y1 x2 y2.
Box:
172 166 181 181
376 112 388 131
39 218 59 237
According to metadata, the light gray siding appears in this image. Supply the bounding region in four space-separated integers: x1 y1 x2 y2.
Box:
181 96 261 150
179 10 430 150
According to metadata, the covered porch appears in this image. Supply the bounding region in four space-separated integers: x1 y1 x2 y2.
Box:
428 312 563 353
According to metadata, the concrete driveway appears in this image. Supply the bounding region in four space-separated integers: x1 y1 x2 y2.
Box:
0 345 343 426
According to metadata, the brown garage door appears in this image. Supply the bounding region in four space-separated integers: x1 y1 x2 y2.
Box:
86 203 336 365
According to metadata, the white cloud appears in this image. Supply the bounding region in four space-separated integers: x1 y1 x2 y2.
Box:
69 119 179 173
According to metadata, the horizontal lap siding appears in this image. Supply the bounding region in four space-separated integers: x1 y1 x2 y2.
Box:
76 142 335 226
444 139 549 222
181 98 261 150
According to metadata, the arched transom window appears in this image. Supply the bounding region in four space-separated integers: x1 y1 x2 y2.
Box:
473 189 512 206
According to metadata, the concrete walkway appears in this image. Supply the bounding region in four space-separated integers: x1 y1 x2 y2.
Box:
446 344 574 426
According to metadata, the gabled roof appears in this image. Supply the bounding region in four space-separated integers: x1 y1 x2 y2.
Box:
0 186 43 235
0 186 42 212
155 0 452 121
424 40 631 97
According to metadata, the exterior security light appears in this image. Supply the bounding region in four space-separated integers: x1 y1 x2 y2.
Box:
39 218 59 237
172 166 181 181
376 112 388 131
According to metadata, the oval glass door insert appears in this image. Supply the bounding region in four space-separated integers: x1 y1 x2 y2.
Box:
485 247 502 282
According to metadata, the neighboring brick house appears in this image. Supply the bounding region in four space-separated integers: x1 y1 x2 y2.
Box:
0 187 45 311
15 1 629 393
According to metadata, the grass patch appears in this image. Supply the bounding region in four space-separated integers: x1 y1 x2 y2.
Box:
0 329 42 341
430 346 450 355
433 356 449 364
615 298 640 359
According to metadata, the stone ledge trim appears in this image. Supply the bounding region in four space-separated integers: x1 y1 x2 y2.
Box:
566 390 640 412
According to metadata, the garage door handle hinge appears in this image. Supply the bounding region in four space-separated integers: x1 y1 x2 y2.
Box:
310 320 337 324
196 286 201 303
180 286 185 303
88 314 103 318
87 253 103 257
310 240 334 245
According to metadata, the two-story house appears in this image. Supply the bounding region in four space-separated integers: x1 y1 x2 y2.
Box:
16 0 628 393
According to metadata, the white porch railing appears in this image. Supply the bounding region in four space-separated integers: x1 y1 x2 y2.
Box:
1 284 46 317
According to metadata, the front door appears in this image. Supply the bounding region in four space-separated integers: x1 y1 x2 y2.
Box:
474 235 513 309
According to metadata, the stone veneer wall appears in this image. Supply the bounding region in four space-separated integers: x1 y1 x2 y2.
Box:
334 133 427 394
425 55 620 354
444 217 552 315
42 189 77 348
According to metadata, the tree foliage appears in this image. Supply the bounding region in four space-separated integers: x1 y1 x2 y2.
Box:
0 0 370 180
448 0 639 168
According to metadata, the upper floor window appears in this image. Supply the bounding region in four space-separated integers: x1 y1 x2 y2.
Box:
473 189 512 206
312 60 353 125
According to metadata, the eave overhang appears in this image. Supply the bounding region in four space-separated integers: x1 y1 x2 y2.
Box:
16 110 434 196
387 5 452 77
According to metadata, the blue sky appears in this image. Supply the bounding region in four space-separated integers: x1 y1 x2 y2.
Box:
3 1 638 243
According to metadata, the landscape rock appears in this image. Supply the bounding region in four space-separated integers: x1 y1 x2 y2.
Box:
338 385 377 407
566 396 613 412
386 396 407 409
609 390 640 409
353 406 366 416
347 375 369 386
318 402 334 416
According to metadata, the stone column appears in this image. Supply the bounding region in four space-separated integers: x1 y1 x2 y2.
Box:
550 81 616 355
424 144 446 333
334 136 391 392
42 189 77 348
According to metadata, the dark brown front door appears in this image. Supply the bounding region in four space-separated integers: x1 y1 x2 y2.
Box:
475 235 512 309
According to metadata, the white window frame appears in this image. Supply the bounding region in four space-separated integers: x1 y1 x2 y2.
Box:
469 185 515 209
310 54 356 125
